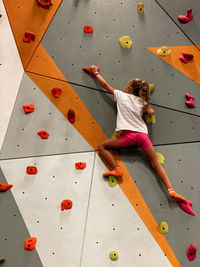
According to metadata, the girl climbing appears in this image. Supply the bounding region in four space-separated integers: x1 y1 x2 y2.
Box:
90 65 186 202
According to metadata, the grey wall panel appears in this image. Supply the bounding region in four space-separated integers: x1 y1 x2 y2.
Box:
0 73 92 160
41 0 200 114
155 0 200 45
0 167 43 267
118 143 200 267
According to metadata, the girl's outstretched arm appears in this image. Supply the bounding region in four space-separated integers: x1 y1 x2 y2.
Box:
90 65 114 95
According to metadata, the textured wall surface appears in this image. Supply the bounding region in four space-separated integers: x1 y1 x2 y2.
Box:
1 0 200 266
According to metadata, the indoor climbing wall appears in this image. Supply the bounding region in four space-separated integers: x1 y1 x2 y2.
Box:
1 0 200 266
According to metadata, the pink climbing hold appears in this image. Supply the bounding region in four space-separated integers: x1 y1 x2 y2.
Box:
179 52 193 63
186 244 197 261
178 9 193 23
179 200 195 216
185 99 195 108
185 93 194 101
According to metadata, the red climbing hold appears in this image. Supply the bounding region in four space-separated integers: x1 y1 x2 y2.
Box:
26 166 38 175
185 93 194 101
178 9 193 23
84 25 93 33
186 244 197 261
61 200 73 211
23 104 35 114
23 32 35 43
179 200 195 216
179 52 194 63
36 0 53 9
0 183 13 192
75 162 86 170
185 99 195 108
24 237 37 251
82 67 100 78
37 131 50 139
52 88 62 98
67 109 75 124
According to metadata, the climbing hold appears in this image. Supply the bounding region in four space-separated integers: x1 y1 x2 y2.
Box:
23 104 35 114
67 109 75 124
119 36 132 49
37 131 50 139
185 93 194 101
52 88 62 98
108 176 118 188
36 0 53 9
178 9 193 23
179 200 195 216
24 237 37 251
185 99 195 108
157 46 171 56
84 25 93 33
149 84 155 94
186 244 197 261
61 200 73 211
26 166 38 175
110 251 118 260
23 32 35 43
82 67 100 78
179 52 193 63
156 152 165 165
159 222 168 234
137 3 144 13
112 131 121 138
0 183 13 192
145 114 156 124
75 162 86 170
0 257 5 263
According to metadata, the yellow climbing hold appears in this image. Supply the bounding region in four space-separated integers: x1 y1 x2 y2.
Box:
159 222 169 234
137 3 144 13
157 46 171 56
149 84 155 94
145 114 156 124
156 152 165 165
119 36 132 49
108 176 118 188
112 131 121 138
110 251 118 260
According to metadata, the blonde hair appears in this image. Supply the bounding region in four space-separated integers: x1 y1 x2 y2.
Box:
130 79 150 104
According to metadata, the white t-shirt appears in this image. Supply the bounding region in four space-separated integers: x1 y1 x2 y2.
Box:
114 90 148 134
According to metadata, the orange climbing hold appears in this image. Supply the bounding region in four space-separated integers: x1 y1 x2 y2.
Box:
36 0 53 9
61 200 73 211
82 67 100 78
23 104 35 114
24 237 37 251
26 166 38 175
67 109 75 124
75 162 86 170
84 25 93 33
23 32 35 43
52 88 62 98
37 130 50 139
0 183 13 192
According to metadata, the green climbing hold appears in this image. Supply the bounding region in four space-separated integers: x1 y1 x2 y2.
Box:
110 251 118 260
156 152 165 165
145 114 156 124
159 222 168 234
108 176 118 188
